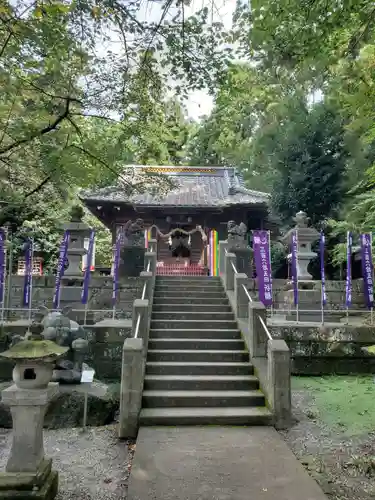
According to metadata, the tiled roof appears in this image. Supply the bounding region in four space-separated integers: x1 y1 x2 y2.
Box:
79 165 270 208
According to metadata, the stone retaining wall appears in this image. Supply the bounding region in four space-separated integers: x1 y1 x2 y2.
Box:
0 276 142 382
269 324 375 375
245 279 366 310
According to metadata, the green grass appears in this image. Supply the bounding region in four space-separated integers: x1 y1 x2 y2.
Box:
292 375 375 436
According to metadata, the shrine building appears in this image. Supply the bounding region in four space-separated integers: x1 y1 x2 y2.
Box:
80 165 272 272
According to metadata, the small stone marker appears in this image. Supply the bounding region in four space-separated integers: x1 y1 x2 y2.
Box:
81 368 95 428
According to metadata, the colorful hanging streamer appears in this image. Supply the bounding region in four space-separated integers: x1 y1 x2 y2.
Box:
209 230 218 276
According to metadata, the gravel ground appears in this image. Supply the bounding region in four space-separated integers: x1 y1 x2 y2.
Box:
0 424 135 500
280 388 375 500
0 381 373 500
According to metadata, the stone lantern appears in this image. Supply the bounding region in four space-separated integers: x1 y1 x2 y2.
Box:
281 211 321 321
0 324 68 499
61 204 90 281
282 211 319 281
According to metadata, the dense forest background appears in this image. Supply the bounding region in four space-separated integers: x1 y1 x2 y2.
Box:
1 0 375 273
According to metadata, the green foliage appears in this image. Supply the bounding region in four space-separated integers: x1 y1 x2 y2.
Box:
266 99 348 225
0 0 230 267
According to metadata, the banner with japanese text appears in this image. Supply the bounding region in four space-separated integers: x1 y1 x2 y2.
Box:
53 231 70 309
320 232 327 306
81 230 95 305
360 233 374 309
345 231 353 307
291 230 298 306
23 239 33 307
253 230 273 306
112 234 121 306
0 229 5 305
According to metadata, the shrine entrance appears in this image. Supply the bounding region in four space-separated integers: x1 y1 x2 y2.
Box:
151 224 208 276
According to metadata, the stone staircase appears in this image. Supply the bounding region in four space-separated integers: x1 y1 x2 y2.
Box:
140 276 272 425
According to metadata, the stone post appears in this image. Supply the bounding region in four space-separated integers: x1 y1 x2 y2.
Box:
139 271 153 302
148 238 157 254
234 273 251 318
139 271 154 329
248 301 267 357
118 337 145 439
2 384 58 473
219 240 228 276
224 252 236 291
267 338 291 429
132 299 149 353
144 252 157 275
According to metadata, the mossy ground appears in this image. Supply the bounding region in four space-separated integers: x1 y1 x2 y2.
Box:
292 375 375 436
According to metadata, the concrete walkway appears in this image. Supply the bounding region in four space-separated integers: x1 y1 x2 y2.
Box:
128 427 327 500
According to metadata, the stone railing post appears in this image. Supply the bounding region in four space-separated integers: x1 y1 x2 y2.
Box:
234 273 251 318
118 337 145 438
267 339 291 429
219 240 228 275
148 238 157 254
224 252 236 291
132 299 149 353
144 251 157 275
139 271 154 330
248 301 267 357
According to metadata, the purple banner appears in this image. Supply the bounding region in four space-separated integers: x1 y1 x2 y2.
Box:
346 231 353 307
53 231 70 309
291 230 298 306
320 232 327 306
0 229 5 304
253 230 273 306
360 233 374 309
81 230 95 305
23 239 33 307
112 234 121 306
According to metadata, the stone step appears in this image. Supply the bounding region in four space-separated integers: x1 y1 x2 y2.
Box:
147 350 249 363
153 290 227 299
156 280 223 287
144 375 259 391
149 329 242 339
150 319 238 330
151 311 235 321
155 285 224 293
152 297 229 305
140 406 273 426
148 338 245 351
146 362 254 375
152 304 233 313
156 276 221 282
142 390 265 408
156 276 222 282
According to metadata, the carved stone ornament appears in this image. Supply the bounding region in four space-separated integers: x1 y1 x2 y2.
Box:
227 220 248 250
123 218 145 247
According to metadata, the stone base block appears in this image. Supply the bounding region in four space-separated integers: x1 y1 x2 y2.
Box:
0 459 58 499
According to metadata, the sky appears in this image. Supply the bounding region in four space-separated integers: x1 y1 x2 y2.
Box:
122 0 237 121
174 0 237 120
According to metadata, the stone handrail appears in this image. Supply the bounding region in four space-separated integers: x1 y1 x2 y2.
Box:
221 243 291 429
118 239 157 438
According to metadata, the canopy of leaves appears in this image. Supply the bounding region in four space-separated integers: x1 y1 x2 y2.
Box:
0 0 230 267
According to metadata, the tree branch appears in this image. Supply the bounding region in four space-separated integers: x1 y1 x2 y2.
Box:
0 31 13 58
0 97 72 156
24 175 52 198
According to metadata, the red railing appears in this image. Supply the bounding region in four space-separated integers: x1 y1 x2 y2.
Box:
156 262 207 276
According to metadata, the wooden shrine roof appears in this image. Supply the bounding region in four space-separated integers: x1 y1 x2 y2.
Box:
79 165 270 208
